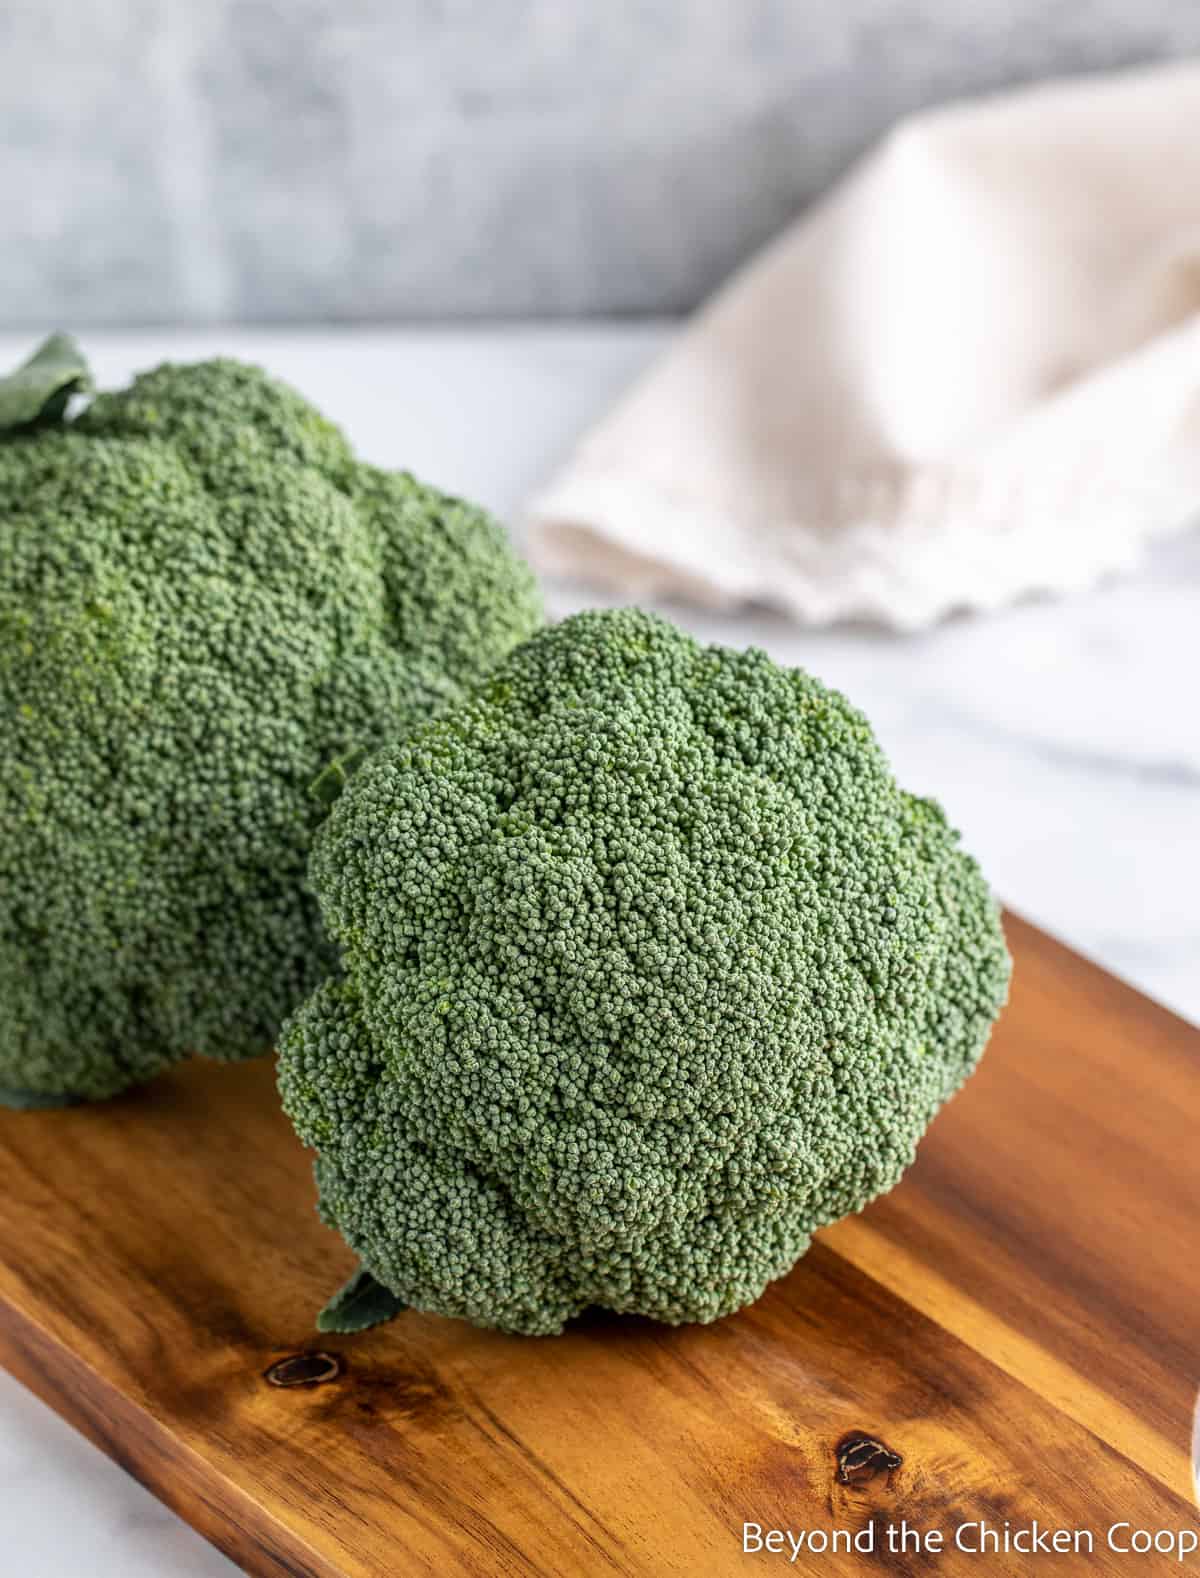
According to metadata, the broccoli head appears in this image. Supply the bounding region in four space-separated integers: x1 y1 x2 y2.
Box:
278 607 1010 1336
0 337 541 1105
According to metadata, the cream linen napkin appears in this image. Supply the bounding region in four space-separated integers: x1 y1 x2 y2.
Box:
528 64 1200 627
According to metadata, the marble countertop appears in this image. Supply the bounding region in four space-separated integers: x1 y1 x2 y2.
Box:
1 326 1196 1577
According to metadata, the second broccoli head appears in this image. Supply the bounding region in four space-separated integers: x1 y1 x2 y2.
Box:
0 347 541 1105
279 608 1010 1335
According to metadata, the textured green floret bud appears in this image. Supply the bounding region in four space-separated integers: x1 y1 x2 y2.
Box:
0 341 542 1104
278 608 1011 1336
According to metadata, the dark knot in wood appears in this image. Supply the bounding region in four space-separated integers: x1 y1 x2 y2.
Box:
836 1433 902 1485
265 1351 343 1388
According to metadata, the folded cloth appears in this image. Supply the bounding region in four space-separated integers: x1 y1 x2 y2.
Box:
528 63 1200 628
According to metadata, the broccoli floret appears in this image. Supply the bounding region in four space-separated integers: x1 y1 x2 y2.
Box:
278 607 1010 1335
0 339 541 1105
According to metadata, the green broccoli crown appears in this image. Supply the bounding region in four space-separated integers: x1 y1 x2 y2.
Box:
0 348 541 1104
278 607 1010 1335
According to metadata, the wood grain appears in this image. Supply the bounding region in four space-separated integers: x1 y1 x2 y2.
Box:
0 914 1196 1576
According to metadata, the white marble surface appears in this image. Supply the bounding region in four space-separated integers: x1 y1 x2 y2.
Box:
0 326 1196 1576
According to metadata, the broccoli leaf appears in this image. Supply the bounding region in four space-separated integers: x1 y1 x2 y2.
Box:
316 1265 407 1333
310 746 368 808
0 334 92 431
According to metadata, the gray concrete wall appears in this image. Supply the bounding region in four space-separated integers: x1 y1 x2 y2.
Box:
5 0 1198 323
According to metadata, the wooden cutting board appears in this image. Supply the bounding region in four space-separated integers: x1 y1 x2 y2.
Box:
0 914 1196 1576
